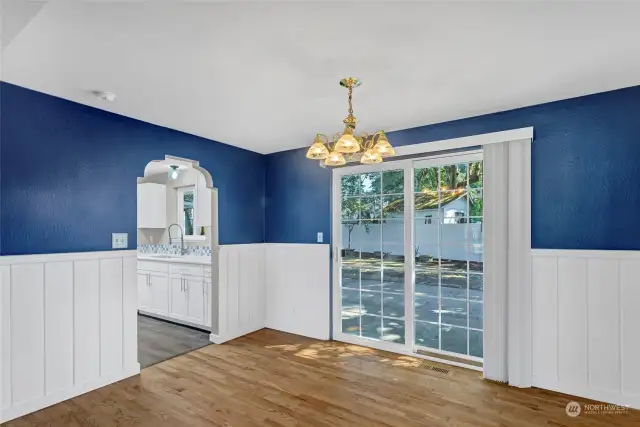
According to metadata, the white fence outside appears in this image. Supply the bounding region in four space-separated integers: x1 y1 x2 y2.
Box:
341 222 483 262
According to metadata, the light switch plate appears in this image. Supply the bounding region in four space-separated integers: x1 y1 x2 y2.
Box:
317 232 323 243
112 233 128 249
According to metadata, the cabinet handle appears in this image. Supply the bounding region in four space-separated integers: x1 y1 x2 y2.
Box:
181 277 184 292
147 273 150 286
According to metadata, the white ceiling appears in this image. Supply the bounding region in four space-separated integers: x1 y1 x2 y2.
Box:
3 1 640 154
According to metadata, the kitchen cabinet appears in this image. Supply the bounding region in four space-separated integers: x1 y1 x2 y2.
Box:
149 273 169 316
137 271 169 316
170 276 189 321
137 183 167 228
185 276 205 325
137 271 152 312
138 259 211 330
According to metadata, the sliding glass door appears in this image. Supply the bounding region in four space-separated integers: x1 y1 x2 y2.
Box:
339 169 406 343
413 157 484 360
333 152 483 365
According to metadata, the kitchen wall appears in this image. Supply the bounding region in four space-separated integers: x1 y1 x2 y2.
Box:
137 168 211 247
0 82 265 255
265 84 640 251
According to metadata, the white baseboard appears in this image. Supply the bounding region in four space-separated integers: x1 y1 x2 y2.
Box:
1 364 140 423
209 326 265 344
533 376 640 410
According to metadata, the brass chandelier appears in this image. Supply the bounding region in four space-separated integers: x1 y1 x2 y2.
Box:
306 77 396 166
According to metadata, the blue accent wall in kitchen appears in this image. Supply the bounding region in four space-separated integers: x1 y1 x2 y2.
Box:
265 85 640 250
0 82 265 255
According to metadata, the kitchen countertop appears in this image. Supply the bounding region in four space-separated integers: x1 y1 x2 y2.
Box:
137 254 212 265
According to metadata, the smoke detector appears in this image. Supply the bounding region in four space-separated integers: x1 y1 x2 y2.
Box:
92 90 116 102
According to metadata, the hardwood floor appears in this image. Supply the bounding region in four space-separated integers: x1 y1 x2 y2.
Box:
138 314 211 369
6 329 639 427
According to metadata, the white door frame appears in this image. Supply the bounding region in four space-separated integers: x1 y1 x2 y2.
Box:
331 150 484 368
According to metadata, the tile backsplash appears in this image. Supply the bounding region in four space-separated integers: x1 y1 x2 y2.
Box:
137 244 212 256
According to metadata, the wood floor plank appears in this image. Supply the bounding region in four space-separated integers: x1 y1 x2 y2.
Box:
6 329 640 426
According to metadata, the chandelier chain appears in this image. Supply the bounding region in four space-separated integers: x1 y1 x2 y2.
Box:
347 86 353 116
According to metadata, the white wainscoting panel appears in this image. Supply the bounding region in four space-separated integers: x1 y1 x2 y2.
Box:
211 244 266 343
0 250 139 423
532 249 640 409
265 244 330 340
44 262 74 396
73 260 100 386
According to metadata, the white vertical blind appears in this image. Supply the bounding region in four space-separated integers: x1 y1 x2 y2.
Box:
483 139 532 386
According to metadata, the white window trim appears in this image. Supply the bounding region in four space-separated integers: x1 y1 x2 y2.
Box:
176 186 206 241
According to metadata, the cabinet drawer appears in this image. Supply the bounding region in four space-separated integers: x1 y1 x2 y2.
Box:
170 263 204 277
137 260 169 273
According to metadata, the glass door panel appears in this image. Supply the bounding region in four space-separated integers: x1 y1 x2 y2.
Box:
339 169 405 344
413 159 484 359
335 153 482 365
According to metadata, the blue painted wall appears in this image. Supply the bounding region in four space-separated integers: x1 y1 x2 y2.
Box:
265 85 640 250
0 82 265 255
3 81 640 254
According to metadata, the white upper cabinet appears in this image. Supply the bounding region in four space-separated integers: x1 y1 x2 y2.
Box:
195 172 212 227
137 183 167 228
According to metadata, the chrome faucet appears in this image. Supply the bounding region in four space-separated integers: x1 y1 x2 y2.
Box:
168 223 185 255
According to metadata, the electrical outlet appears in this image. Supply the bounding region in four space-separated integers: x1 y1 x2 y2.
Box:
112 233 128 249
317 232 323 243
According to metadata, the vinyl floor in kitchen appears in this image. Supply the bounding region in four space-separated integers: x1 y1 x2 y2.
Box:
137 314 211 368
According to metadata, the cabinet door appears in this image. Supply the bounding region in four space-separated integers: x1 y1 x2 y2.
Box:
170 276 189 321
137 272 151 311
137 183 167 228
185 276 205 325
150 273 169 316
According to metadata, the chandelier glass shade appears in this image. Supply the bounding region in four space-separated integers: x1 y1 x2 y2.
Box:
306 135 330 160
361 149 383 164
305 77 396 166
325 151 346 166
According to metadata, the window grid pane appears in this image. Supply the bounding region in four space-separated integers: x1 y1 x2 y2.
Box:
340 171 408 344
414 160 483 359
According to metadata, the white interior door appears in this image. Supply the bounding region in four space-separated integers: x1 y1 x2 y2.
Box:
333 151 484 366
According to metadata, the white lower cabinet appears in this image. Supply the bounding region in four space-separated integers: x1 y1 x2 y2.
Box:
138 260 211 330
170 276 189 321
149 273 169 315
137 271 169 316
185 276 205 325
137 271 152 311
